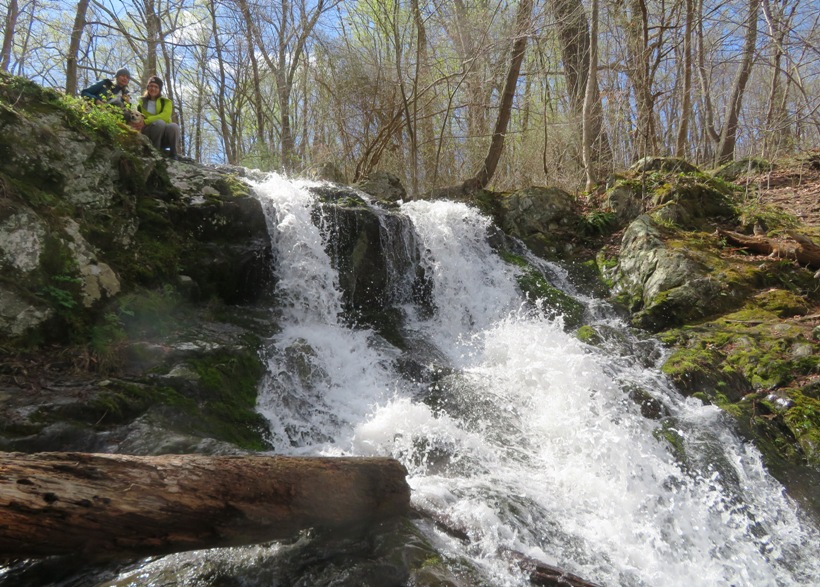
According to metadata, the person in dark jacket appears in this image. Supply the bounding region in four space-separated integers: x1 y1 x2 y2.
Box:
134 75 179 159
80 68 131 106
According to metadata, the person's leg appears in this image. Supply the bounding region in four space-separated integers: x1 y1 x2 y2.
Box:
141 120 167 150
162 123 180 157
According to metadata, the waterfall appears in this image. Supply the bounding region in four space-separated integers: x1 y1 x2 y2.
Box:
249 175 819 586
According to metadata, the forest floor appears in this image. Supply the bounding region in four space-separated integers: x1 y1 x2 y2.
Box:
739 152 820 228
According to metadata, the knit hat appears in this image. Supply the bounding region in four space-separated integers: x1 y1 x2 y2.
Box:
147 75 163 91
115 67 131 79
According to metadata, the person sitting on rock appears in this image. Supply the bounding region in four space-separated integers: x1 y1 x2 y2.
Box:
134 75 180 159
81 68 132 107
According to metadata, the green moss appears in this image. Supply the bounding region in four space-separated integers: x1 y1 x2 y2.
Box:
714 157 773 181
518 270 585 329
45 345 270 451
576 325 603 346
216 175 251 198
653 418 686 462
783 392 820 465
734 200 800 235
469 189 504 224
104 197 184 285
498 251 586 328
187 348 270 450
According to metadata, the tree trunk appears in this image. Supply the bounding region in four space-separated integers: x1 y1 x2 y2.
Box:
1 0 19 72
463 0 533 192
624 0 659 158
582 0 599 190
675 0 694 158
207 0 236 164
695 0 720 154
143 0 160 79
451 0 486 145
0 452 410 561
715 0 760 164
550 0 611 165
65 0 90 95
762 0 793 157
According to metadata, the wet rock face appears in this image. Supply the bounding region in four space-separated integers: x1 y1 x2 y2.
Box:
309 184 431 346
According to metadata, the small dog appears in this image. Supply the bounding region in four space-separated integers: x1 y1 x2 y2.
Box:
122 109 145 129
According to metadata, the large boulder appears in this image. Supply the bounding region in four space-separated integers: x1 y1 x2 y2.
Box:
501 186 576 236
499 186 580 258
630 156 700 174
354 170 407 204
605 168 736 230
0 75 274 343
613 215 748 331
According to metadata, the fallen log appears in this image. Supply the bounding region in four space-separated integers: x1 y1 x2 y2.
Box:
716 228 820 269
0 452 410 560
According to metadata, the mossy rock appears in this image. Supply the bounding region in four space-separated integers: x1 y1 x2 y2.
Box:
753 288 810 317
502 252 585 330
576 325 603 346
662 306 818 394
631 157 700 174
782 391 820 466
713 158 773 181
647 174 737 228
661 345 750 402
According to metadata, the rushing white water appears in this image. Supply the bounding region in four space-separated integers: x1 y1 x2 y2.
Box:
251 175 820 587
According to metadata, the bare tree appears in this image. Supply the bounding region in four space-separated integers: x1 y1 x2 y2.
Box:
582 0 599 190
761 0 797 157
675 0 695 157
1 0 20 72
460 0 534 193
65 0 91 95
239 0 335 171
549 0 611 167
715 0 760 164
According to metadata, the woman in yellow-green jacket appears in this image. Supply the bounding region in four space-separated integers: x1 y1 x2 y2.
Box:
135 75 180 159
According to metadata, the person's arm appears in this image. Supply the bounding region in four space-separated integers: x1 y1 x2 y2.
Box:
80 80 108 101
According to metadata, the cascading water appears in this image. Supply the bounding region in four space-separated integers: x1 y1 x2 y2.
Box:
248 174 819 587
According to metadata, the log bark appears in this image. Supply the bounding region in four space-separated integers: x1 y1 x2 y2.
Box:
0 452 410 560
717 229 820 269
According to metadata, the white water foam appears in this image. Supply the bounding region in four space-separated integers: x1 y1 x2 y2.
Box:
252 177 820 586
252 175 400 452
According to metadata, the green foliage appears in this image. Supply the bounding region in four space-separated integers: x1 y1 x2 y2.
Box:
57 94 130 139
115 285 181 338
37 235 83 313
90 311 128 372
38 275 82 309
580 210 617 236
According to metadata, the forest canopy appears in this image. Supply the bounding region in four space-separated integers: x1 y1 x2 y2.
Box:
1 0 818 195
